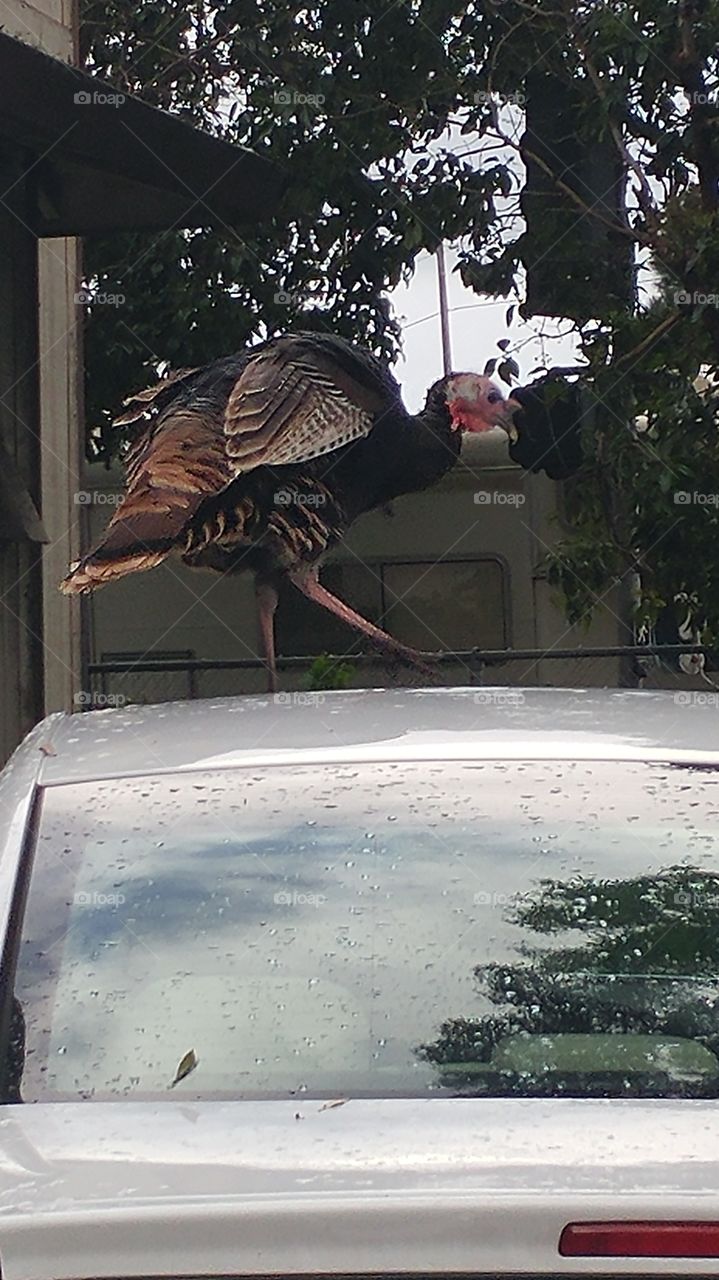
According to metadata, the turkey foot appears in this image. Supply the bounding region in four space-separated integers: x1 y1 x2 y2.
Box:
290 569 434 676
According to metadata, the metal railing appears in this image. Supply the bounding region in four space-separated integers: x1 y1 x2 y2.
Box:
88 643 715 675
81 643 719 707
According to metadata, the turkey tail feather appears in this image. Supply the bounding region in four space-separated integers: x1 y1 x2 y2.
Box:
60 520 177 595
112 366 201 427
61 408 231 595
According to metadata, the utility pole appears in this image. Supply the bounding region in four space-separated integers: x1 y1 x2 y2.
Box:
435 243 452 375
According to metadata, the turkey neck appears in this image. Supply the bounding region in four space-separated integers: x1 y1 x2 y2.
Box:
398 404 462 498
313 403 462 521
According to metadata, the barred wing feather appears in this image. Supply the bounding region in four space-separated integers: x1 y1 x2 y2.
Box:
224 339 380 472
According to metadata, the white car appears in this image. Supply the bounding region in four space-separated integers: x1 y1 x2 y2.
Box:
1 686 719 1278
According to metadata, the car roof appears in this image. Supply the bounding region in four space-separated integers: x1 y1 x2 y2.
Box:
17 686 719 786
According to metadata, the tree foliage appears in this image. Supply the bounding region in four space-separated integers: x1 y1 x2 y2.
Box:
80 0 719 637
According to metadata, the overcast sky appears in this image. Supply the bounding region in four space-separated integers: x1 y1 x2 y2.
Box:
389 247 582 412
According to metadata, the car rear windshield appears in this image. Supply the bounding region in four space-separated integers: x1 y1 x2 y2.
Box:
7 759 719 1102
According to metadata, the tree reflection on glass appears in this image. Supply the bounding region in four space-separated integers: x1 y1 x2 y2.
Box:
418 866 719 1098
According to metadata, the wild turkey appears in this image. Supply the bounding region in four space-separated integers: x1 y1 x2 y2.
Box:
61 332 519 689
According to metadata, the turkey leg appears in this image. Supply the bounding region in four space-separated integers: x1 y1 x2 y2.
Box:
255 579 279 693
289 568 433 674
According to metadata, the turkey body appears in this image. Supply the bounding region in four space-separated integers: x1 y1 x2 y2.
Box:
62 332 469 688
180 338 461 581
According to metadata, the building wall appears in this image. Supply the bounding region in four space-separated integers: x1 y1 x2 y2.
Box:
80 432 628 704
0 0 76 59
0 162 45 763
39 237 84 716
0 0 84 742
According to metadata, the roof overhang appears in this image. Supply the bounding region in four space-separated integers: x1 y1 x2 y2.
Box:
0 31 286 236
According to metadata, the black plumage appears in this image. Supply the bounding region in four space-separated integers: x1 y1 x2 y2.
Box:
507 376 586 480
62 331 516 687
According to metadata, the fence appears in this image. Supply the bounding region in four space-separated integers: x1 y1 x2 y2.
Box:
82 644 719 709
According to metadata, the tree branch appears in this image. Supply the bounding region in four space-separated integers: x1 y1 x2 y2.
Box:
491 103 648 244
612 311 682 369
674 0 719 213
569 24 660 235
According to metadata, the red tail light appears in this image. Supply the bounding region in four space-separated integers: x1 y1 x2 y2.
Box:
560 1222 719 1258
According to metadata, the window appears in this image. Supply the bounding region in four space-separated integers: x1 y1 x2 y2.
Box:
9 761 719 1103
276 559 506 655
276 563 379 655
383 560 505 650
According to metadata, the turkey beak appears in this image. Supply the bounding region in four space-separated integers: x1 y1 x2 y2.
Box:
498 396 521 444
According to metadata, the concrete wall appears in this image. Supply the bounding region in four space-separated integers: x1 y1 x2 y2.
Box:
80 431 627 703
